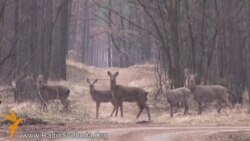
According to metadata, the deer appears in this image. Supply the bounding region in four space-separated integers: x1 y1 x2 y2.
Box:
155 79 191 117
163 87 192 117
11 75 35 103
187 74 233 115
86 78 122 118
36 74 71 112
107 71 151 121
0 84 15 104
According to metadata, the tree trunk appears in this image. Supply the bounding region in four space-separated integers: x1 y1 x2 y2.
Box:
50 0 70 80
83 0 90 64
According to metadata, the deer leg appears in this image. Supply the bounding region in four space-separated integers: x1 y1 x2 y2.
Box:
96 102 100 119
202 101 208 110
113 100 119 117
144 103 151 121
115 105 119 117
136 104 144 119
45 103 48 111
120 102 123 117
41 103 44 112
60 98 69 112
66 99 71 111
43 101 47 112
222 97 233 109
198 101 202 115
110 106 116 117
43 103 48 112
110 99 118 117
183 101 189 115
115 101 122 117
40 99 47 112
14 90 18 103
217 101 222 113
170 105 173 117
40 100 43 111
55 100 59 113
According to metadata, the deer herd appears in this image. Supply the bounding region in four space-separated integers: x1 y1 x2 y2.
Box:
0 70 243 121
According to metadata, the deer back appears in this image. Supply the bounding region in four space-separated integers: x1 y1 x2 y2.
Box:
115 85 147 102
39 84 59 101
55 85 70 99
91 89 112 103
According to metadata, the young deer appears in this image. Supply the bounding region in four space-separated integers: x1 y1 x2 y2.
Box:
37 75 71 112
86 78 121 118
107 71 151 121
163 87 192 117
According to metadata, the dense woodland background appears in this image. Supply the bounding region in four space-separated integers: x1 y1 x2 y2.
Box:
0 0 250 102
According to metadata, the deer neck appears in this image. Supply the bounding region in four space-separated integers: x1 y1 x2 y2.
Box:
89 87 95 96
189 84 196 92
37 83 43 89
110 81 117 91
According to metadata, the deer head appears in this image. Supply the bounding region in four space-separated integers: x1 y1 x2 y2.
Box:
86 78 98 90
187 74 197 90
107 71 119 89
36 74 48 87
164 79 175 90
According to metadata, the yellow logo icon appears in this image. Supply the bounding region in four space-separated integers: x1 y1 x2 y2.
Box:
3 112 22 138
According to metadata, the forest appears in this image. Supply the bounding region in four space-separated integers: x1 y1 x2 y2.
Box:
0 0 250 141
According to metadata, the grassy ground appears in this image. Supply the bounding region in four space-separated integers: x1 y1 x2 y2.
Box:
0 60 250 128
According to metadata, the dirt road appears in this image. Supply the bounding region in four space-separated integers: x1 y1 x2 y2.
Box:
62 126 250 141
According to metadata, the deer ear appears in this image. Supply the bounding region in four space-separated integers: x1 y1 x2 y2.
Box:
86 78 90 83
31 73 35 80
11 80 16 88
115 72 119 77
93 79 98 84
107 71 111 76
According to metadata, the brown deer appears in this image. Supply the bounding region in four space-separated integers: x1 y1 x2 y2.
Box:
188 74 232 115
86 78 121 118
107 71 151 121
11 75 33 103
37 74 71 112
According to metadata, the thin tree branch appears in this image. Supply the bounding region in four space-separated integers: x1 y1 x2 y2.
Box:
96 2 157 38
0 45 15 66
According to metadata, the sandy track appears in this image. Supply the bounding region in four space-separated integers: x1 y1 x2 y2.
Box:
62 126 250 141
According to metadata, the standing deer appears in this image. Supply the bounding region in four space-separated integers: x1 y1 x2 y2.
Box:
163 87 192 117
188 74 232 115
155 79 191 117
107 71 151 121
12 75 33 103
86 78 121 118
0 85 15 104
37 74 71 112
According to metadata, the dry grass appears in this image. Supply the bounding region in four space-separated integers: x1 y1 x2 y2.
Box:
0 60 250 127
154 106 250 126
